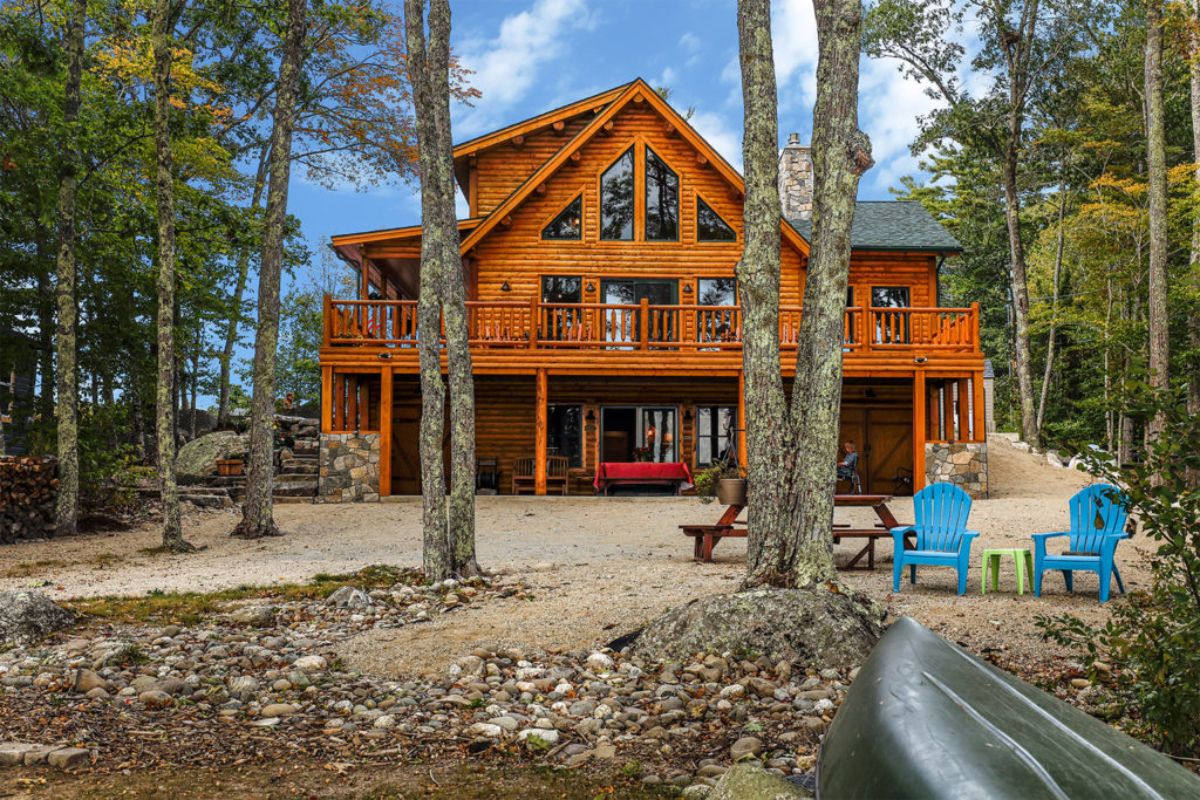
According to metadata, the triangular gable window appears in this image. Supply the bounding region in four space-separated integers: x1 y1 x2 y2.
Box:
645 147 679 241
542 195 582 240
600 147 635 240
697 196 736 242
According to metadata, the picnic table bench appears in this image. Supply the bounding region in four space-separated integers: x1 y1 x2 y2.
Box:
682 494 912 569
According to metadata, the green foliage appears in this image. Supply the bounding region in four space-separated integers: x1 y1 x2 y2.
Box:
1038 393 1200 755
693 460 742 504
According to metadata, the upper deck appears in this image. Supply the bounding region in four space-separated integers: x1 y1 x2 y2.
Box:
319 296 983 377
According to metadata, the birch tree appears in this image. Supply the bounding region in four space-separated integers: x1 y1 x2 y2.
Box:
53 0 86 537
738 0 871 588
232 0 308 539
404 0 479 580
152 0 194 551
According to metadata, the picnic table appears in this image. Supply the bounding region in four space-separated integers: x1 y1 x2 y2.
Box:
594 462 693 495
681 493 912 568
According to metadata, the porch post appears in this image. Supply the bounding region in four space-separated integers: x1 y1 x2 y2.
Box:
321 366 333 434
379 366 393 497
737 370 747 469
913 370 926 491
957 378 970 442
535 368 548 495
972 370 987 441
942 380 956 442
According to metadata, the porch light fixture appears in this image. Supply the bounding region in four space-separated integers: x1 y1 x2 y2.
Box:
586 282 595 292
913 356 928 364
683 284 693 295
377 352 392 360
501 281 511 292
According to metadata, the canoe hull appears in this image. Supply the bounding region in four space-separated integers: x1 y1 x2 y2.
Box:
817 616 1200 799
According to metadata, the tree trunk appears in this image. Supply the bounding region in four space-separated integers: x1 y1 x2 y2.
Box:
152 0 192 552
1188 0 1200 487
427 1 478 577
405 0 456 581
216 143 270 430
1003 146 1037 448
1144 0 1169 444
1036 178 1067 434
232 0 307 539
786 0 873 588
736 0 794 587
53 0 86 537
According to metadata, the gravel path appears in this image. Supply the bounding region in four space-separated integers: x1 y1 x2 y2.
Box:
0 437 1144 677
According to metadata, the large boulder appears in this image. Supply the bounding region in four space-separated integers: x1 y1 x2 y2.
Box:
710 763 814 799
176 430 249 480
0 591 75 646
629 586 885 671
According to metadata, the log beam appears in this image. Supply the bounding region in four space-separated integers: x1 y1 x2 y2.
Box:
737 370 747 469
972 370 987 442
913 371 926 491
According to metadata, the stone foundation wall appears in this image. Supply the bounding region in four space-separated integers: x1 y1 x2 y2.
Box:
318 433 380 502
925 442 988 498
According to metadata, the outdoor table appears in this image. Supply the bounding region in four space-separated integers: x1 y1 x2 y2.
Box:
681 493 913 567
981 547 1034 595
594 462 693 495
832 494 913 571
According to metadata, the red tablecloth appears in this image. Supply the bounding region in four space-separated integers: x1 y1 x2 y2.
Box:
594 462 694 492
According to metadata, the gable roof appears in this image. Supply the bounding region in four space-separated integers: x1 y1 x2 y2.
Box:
785 202 962 253
458 77 811 256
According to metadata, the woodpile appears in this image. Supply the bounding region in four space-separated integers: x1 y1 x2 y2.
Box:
0 456 58 543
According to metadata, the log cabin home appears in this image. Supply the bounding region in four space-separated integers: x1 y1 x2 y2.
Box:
320 78 987 502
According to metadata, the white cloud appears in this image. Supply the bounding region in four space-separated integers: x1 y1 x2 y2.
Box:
454 0 595 136
688 110 743 171
678 32 702 53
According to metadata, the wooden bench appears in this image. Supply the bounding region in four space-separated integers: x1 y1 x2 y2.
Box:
833 527 915 571
511 456 569 495
680 524 747 562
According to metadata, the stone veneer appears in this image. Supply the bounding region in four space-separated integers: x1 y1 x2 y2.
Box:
318 433 380 502
925 442 988 498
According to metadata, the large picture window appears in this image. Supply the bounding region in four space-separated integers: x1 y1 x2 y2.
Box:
542 196 582 240
548 404 583 467
696 278 738 347
696 197 736 241
541 276 582 304
600 147 635 240
644 147 679 240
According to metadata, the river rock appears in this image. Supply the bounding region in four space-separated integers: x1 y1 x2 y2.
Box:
0 591 75 646
729 736 763 761
630 588 885 671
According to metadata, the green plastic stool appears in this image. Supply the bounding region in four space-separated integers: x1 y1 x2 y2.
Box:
981 548 1034 595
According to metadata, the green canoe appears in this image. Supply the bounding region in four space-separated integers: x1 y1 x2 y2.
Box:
817 616 1200 799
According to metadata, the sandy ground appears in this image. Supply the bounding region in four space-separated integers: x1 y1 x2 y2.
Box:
0 437 1145 677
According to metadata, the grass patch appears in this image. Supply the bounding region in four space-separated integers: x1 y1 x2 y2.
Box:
1 559 68 579
64 564 418 626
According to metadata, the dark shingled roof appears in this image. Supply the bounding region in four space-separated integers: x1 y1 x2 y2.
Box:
785 201 962 253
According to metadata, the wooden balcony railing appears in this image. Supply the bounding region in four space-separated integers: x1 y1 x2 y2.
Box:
323 295 981 355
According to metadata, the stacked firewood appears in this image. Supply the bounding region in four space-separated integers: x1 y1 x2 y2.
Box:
0 456 58 543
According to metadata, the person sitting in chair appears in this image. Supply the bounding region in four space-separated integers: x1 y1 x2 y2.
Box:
837 441 861 493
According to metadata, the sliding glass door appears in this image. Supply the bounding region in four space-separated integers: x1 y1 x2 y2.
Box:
600 406 678 463
601 279 678 347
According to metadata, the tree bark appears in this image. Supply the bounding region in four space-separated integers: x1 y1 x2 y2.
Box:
1144 0 1169 445
152 0 193 552
1188 0 1200 486
786 0 873 587
53 0 86 538
407 0 478 578
232 0 308 539
216 143 270 430
1036 178 1067 434
737 0 794 587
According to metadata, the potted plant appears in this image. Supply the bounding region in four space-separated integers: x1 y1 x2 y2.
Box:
694 460 745 504
632 446 652 463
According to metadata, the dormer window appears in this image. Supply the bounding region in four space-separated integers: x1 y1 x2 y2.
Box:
600 147 635 240
542 195 582 240
644 147 679 241
697 197 736 242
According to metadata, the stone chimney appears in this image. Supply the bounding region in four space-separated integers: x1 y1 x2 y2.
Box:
778 132 813 220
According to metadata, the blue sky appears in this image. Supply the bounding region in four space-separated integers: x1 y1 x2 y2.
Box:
289 0 954 255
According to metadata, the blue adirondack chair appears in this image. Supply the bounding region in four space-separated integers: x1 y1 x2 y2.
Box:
892 483 979 595
1032 483 1129 603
